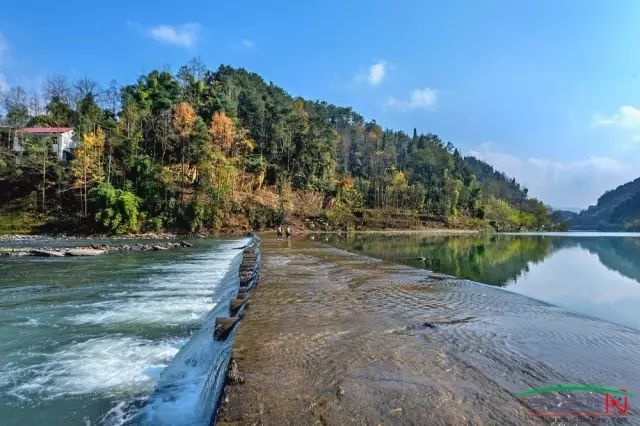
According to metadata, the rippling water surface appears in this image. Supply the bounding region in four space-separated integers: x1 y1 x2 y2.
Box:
320 232 640 330
0 237 245 425
222 237 640 424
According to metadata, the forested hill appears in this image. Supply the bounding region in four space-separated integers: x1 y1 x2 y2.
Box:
0 61 556 234
571 177 640 231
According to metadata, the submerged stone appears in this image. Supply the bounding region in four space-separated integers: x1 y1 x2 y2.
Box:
214 317 240 341
30 249 65 257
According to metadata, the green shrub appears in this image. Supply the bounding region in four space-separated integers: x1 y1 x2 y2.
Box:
185 198 206 233
143 215 165 232
89 183 142 234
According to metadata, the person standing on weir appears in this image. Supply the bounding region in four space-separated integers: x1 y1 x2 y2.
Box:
285 226 292 239
277 225 283 240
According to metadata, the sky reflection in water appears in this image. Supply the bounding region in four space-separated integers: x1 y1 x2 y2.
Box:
321 233 640 330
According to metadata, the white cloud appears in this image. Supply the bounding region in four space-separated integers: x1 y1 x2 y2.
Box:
147 23 201 48
231 39 255 50
592 105 640 129
240 39 254 49
469 142 636 209
357 61 386 86
387 86 437 110
367 61 386 85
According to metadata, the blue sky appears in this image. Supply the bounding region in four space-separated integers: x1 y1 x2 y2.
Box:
1 0 640 209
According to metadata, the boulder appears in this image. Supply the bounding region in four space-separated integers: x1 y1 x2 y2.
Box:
65 248 106 256
230 298 246 313
30 249 65 257
214 317 240 341
240 275 255 287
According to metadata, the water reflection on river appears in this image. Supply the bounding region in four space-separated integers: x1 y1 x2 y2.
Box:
320 232 640 330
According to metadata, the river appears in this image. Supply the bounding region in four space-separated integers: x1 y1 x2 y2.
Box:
320 231 640 331
219 234 640 424
0 236 247 426
3 232 640 424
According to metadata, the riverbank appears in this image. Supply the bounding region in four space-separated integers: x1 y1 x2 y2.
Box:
0 221 484 240
0 232 192 241
308 228 482 235
0 227 484 254
0 202 502 238
216 236 640 424
0 234 196 257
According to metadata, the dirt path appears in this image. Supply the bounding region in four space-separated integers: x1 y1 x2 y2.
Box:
217 237 544 425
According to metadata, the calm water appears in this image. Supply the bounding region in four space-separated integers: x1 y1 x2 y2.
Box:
0 237 247 426
319 232 640 331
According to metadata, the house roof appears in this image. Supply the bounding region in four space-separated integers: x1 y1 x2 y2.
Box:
17 127 74 134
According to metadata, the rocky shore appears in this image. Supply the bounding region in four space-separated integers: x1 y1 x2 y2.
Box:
0 232 183 241
0 240 193 257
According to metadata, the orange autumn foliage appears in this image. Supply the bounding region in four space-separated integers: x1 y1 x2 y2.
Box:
209 111 235 154
172 102 197 136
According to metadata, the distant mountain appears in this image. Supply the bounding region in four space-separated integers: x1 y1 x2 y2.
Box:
571 177 640 230
553 207 582 213
550 209 579 225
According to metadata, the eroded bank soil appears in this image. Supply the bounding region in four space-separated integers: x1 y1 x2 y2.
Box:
217 237 634 425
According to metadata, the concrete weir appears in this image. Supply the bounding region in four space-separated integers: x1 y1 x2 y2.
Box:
210 234 262 422
214 237 553 425
214 236 261 343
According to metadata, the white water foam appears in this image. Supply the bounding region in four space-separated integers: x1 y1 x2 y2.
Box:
0 238 248 426
4 336 180 400
65 247 238 327
137 314 235 426
135 241 249 425
67 298 216 326
100 400 142 426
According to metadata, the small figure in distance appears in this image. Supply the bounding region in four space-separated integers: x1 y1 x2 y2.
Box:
285 226 292 239
276 225 283 240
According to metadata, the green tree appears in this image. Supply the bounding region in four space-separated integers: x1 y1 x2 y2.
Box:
89 182 141 233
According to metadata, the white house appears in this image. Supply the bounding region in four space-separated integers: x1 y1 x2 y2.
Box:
13 127 76 162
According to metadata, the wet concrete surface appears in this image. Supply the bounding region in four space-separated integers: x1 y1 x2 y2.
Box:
217 237 640 425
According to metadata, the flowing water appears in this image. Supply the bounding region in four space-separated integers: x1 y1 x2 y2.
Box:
320 232 640 331
219 236 640 424
3 232 640 424
0 237 247 426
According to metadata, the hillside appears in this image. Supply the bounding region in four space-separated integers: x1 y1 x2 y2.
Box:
1 62 557 234
572 177 640 230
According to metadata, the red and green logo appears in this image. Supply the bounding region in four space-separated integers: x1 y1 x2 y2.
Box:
517 384 632 419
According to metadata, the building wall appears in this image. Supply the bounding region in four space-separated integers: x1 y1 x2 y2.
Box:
12 130 75 162
12 135 24 153
59 132 76 160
